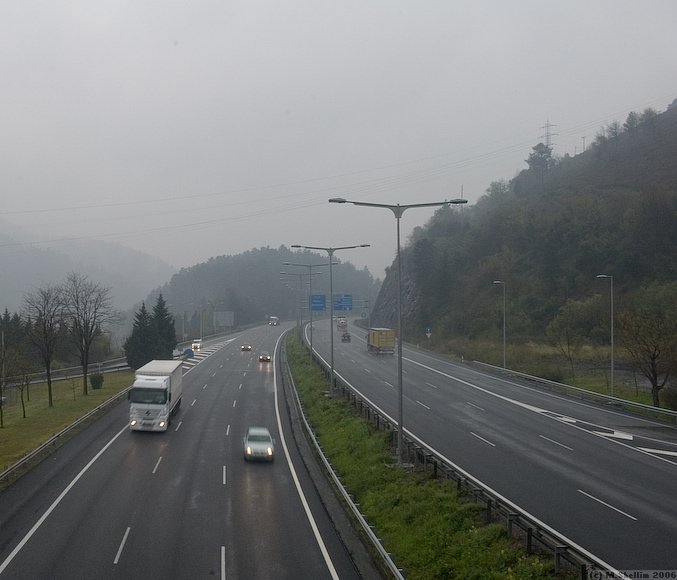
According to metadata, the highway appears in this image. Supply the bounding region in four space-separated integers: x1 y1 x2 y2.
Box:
311 319 677 572
0 325 369 580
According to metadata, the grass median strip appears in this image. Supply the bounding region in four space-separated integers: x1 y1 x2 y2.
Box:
0 371 133 473
286 335 556 579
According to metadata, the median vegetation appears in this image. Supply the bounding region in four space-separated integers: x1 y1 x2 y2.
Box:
285 336 556 579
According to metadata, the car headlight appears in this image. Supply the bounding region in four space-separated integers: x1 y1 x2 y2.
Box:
130 419 137 426
159 420 166 428
267 448 273 456
246 446 252 455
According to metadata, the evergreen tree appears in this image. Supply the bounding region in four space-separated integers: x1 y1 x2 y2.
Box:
152 293 176 359
123 302 154 369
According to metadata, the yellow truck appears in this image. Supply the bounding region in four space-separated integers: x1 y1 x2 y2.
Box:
367 327 396 354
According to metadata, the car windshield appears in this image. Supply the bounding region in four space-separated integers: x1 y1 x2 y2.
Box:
248 434 271 442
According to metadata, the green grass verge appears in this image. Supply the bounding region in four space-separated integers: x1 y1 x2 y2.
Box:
286 336 557 579
0 371 134 472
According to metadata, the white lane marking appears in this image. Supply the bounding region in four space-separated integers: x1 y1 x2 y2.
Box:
232 400 237 408
222 465 227 485
113 527 131 564
0 426 128 575
416 400 430 410
383 381 394 389
577 490 637 521
211 373 216 378
638 447 677 456
425 382 438 389
406 356 677 467
191 399 197 406
203 383 208 390
592 430 633 440
272 334 340 580
364 368 372 374
152 457 163 474
226 424 230 436
470 432 496 447
466 401 485 411
539 435 573 451
238 383 243 390
174 421 183 432
221 546 226 580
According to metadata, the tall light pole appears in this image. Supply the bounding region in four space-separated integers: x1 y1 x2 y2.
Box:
329 197 467 462
493 280 506 368
284 261 332 360
291 244 370 391
597 274 614 397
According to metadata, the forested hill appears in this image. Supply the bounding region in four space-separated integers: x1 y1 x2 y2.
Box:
142 246 380 338
371 101 677 344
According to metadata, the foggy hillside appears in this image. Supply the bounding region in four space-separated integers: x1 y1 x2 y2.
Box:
0 224 176 312
371 101 677 344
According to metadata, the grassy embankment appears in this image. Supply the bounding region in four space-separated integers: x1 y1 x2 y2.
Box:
0 371 133 473
286 335 558 580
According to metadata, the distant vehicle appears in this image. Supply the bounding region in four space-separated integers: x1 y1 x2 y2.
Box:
243 426 275 461
268 316 279 326
336 317 348 331
341 332 351 343
240 344 252 351
128 360 183 432
367 327 396 354
191 339 203 351
183 348 194 358
258 351 271 362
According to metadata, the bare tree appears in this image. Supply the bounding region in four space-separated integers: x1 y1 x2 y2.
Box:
618 283 677 407
23 284 64 407
62 272 117 396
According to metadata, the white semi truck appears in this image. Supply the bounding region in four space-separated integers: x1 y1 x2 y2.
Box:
128 360 183 432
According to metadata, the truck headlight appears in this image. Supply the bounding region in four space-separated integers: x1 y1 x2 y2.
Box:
159 420 166 428
130 419 137 427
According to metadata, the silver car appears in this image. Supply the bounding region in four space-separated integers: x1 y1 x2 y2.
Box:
243 426 275 461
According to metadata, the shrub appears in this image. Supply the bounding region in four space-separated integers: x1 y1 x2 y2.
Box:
89 373 104 390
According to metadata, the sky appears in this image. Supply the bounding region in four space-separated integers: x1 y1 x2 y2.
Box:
1 0 676 280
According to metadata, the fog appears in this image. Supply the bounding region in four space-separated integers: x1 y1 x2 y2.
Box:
1 1 676 278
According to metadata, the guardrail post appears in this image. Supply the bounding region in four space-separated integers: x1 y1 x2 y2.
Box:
486 498 493 523
526 527 533 553
507 512 518 536
554 546 568 573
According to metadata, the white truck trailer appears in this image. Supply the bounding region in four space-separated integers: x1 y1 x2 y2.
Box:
129 360 183 432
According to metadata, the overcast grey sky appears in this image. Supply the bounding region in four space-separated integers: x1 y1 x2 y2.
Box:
1 1 676 278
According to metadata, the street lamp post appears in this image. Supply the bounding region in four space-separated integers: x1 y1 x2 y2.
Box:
291 244 370 391
329 196 467 462
597 274 614 397
493 280 506 368
284 262 332 360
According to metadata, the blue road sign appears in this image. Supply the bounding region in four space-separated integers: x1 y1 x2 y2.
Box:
333 293 353 311
310 294 326 311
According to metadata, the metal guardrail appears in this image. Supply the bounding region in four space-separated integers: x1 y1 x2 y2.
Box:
302 338 625 579
280 337 405 580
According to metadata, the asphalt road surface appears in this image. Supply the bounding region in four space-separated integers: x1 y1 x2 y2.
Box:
311 319 677 572
0 326 372 580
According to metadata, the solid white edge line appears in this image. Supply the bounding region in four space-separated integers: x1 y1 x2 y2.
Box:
113 526 131 564
539 434 573 451
470 432 496 447
272 334 340 580
577 490 637 521
0 425 128 575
